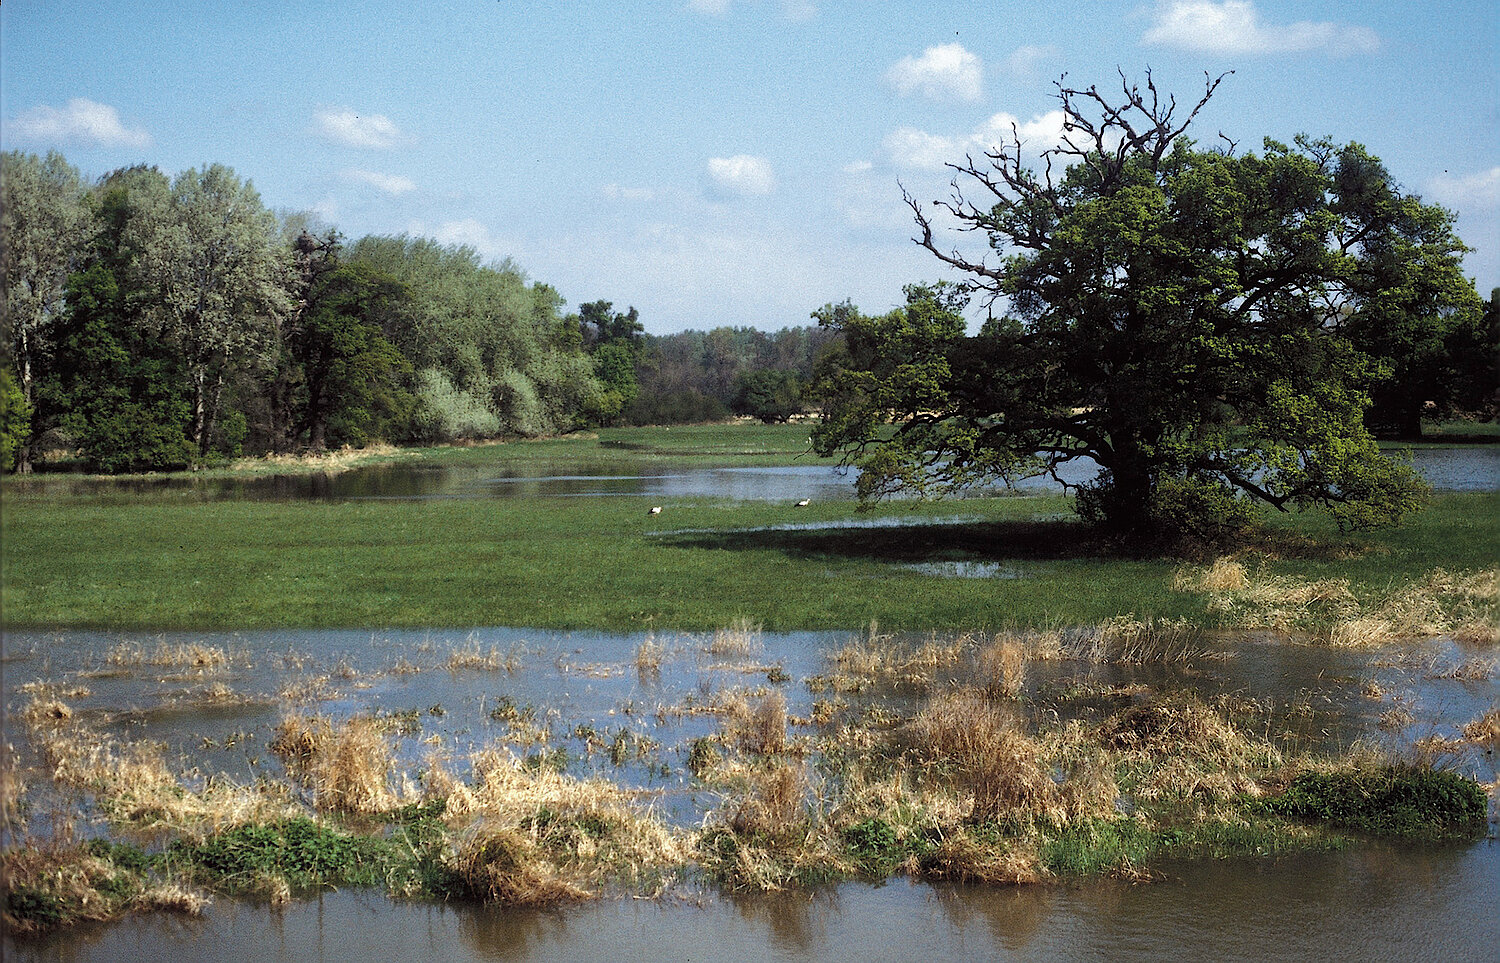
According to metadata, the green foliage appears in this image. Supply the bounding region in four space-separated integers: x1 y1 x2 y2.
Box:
413 368 501 441
733 369 805 423
5 885 65 928
294 263 415 449
1265 767 1488 841
0 366 29 472
174 817 393 892
346 235 600 439
625 389 728 425
814 76 1446 539
841 817 906 877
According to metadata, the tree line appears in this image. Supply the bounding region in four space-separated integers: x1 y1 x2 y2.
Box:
0 152 837 474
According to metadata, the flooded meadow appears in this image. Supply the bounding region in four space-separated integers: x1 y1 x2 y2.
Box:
4 619 1496 961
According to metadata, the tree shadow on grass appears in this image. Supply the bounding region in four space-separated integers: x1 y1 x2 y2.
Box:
656 516 1365 565
656 519 1105 566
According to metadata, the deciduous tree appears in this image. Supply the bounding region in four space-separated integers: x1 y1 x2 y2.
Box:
814 71 1438 538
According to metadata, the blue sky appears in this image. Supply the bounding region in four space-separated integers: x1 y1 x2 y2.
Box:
3 0 1496 333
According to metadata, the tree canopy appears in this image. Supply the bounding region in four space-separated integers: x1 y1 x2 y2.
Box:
813 72 1459 539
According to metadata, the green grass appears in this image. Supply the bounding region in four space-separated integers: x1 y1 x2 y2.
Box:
3 422 1497 631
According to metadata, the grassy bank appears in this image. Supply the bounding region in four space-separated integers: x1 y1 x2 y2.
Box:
2 490 1496 632
3 434 1497 632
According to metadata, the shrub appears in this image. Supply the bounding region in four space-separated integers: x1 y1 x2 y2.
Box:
1266 766 1488 840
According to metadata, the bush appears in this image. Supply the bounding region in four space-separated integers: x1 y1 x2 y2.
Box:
411 368 499 441
80 400 196 473
1266 766 1488 841
0 366 29 472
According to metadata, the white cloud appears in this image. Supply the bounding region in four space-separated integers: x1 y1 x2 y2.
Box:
342 169 417 196
686 0 815 18
887 43 984 102
6 98 152 148
602 182 659 202
1143 1 1380 56
707 154 775 197
1006 44 1060 78
886 110 1070 170
1428 167 1500 210
313 108 407 149
426 218 510 261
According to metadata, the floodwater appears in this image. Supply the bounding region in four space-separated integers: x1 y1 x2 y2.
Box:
4 626 1497 962
10 444 1497 502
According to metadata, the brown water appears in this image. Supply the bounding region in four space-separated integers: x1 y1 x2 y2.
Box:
7 846 1497 962
3 626 1496 961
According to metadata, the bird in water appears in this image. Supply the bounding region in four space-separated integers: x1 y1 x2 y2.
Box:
648 506 662 515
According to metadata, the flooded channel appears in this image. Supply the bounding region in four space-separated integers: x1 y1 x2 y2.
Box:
4 625 1496 961
10 444 1497 503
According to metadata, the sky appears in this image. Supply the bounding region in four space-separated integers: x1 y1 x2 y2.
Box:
3 0 1497 334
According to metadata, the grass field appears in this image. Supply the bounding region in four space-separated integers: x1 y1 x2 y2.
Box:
2 423 1496 632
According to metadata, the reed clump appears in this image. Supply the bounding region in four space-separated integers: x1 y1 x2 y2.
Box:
270 715 403 814
634 635 665 674
910 689 1060 824
1062 617 1203 663
723 690 789 756
708 617 762 657
433 750 686 902
978 637 1027 699
105 640 232 670
445 639 519 672
0 838 210 935
826 626 975 692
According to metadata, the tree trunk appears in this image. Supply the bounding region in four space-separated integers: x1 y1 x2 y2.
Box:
17 348 34 474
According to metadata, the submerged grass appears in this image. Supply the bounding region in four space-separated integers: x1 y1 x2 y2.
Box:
4 642 1491 934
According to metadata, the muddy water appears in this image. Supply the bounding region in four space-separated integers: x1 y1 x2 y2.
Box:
3 627 1496 961
11 444 1496 502
10 842 1498 963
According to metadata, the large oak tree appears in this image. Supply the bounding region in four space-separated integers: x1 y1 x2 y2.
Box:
814 72 1451 537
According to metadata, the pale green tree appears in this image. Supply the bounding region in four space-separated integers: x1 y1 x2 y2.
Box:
0 151 93 471
127 164 290 454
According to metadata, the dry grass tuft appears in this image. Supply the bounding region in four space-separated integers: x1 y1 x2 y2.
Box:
911 688 1060 823
450 828 594 905
445 638 519 672
724 691 789 755
828 627 974 691
1063 617 1203 663
231 443 399 474
1431 656 1496 681
269 715 402 813
634 635 664 674
34 721 295 834
916 832 1042 885
1462 708 1500 753
1193 565 1497 644
978 638 1028 699
106 640 232 670
709 617 762 657
729 762 805 837
1173 556 1250 593
1097 693 1254 764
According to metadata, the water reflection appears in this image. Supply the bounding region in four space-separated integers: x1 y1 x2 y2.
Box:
11 848 1497 963
11 445 1495 503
